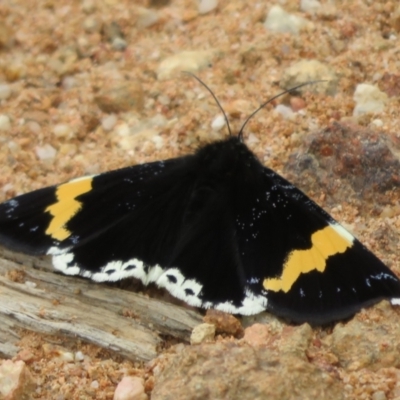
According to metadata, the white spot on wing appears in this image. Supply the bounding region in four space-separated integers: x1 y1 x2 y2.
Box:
47 248 268 315
330 222 355 244
391 298 400 306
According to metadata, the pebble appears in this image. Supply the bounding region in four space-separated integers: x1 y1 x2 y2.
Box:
280 59 338 95
157 50 214 80
300 0 321 13
0 114 11 131
113 376 148 400
83 16 100 33
0 83 11 100
53 123 74 139
95 81 144 113
101 114 118 131
353 83 388 116
135 7 160 29
275 104 295 120
112 37 128 51
243 323 271 347
35 144 57 160
91 380 99 389
190 323 216 345
372 391 387 400
198 0 218 15
211 114 226 131
75 351 85 361
0 360 35 400
264 5 310 34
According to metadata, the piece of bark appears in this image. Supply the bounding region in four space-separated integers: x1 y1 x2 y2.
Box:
0 246 203 361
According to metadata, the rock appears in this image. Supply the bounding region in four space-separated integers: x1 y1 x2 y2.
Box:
114 376 148 400
101 114 118 131
95 81 144 113
0 114 11 131
53 123 75 139
300 0 321 13
152 341 344 400
198 0 218 15
275 104 295 120
134 7 160 29
280 59 338 95
0 360 35 400
0 83 11 100
112 37 128 51
243 323 271 347
204 310 243 337
211 114 226 131
35 144 57 160
264 5 310 34
353 83 388 116
283 122 400 214
190 323 216 345
157 50 215 80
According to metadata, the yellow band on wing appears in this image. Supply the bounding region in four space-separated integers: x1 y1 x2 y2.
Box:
45 177 93 241
263 224 354 293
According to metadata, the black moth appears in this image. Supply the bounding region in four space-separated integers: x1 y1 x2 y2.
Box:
0 78 400 325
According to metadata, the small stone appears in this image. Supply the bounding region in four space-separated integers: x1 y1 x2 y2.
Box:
0 84 11 100
353 83 388 116
135 7 160 29
300 0 321 13
264 5 310 34
290 96 306 111
35 144 57 160
243 323 271 347
190 323 216 345
204 309 243 336
0 114 11 131
113 376 148 400
91 380 99 389
83 16 101 33
82 0 96 12
0 360 35 400
95 81 144 113
275 104 295 119
198 0 218 15
211 114 226 131
280 59 338 95
53 123 74 138
157 50 214 80
101 114 118 131
112 37 128 51
372 391 387 400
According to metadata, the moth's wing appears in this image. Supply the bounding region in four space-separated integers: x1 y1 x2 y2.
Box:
153 181 269 314
237 166 400 324
0 157 192 264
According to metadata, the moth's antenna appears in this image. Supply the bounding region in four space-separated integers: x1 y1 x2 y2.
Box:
184 72 232 137
238 80 326 141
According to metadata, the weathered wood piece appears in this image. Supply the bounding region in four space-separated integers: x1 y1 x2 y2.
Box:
0 246 202 361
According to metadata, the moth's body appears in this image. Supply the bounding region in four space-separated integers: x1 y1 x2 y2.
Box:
1 136 400 325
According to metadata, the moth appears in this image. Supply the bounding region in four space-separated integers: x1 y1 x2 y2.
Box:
1 79 399 325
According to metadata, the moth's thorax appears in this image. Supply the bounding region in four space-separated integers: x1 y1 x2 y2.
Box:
195 137 260 179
